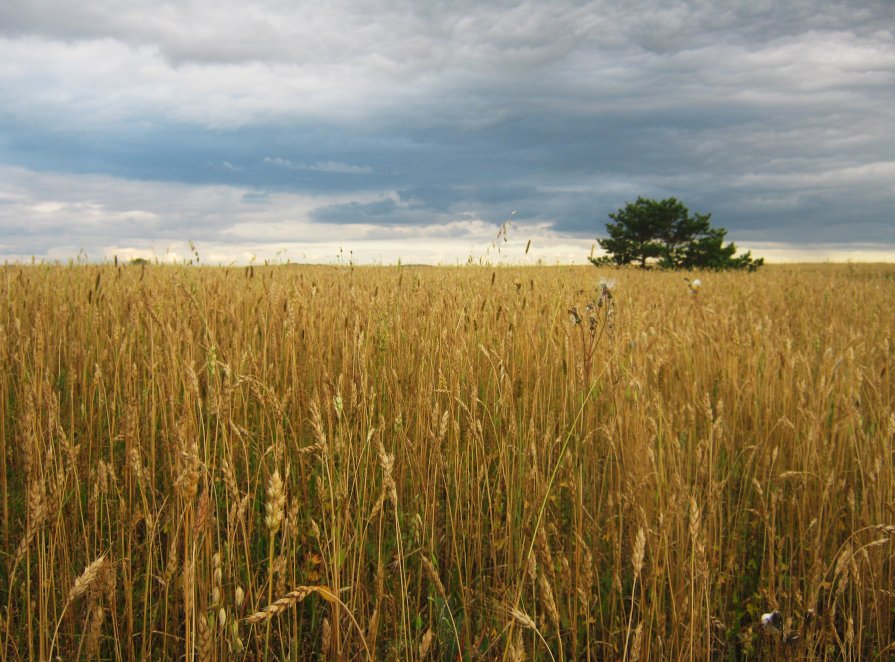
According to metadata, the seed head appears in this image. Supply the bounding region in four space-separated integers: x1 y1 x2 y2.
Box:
68 555 107 602
265 469 286 534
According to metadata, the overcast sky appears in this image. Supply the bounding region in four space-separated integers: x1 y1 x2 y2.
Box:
1 0 893 264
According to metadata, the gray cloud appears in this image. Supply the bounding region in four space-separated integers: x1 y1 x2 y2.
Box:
0 0 894 262
312 199 400 223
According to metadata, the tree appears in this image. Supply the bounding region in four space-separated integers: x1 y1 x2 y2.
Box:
591 197 763 271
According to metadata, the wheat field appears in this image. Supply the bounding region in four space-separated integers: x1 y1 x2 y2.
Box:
0 262 893 660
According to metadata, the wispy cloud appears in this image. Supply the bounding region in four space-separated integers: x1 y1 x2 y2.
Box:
264 157 373 174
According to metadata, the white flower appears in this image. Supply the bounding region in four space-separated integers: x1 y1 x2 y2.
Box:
599 277 616 291
761 611 783 634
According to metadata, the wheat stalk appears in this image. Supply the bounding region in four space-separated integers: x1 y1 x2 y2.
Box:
420 555 446 598
419 628 435 659
246 585 372 659
68 555 107 602
265 468 285 534
197 612 214 662
509 606 555 662
246 587 314 624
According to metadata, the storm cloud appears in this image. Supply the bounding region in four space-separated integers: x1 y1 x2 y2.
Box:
1 0 893 263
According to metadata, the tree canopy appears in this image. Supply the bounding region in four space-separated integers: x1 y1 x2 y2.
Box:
591 197 763 270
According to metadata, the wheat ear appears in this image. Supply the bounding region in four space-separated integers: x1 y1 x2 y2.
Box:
49 554 108 660
246 587 314 624
246 586 372 659
68 555 107 602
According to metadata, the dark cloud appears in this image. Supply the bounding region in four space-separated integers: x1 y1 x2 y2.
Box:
0 0 893 261
312 199 399 223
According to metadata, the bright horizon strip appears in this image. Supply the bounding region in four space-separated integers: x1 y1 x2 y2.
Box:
2 239 894 266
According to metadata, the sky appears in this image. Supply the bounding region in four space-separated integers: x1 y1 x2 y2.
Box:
1 0 893 265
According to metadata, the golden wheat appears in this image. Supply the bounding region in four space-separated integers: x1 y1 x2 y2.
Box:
0 262 893 659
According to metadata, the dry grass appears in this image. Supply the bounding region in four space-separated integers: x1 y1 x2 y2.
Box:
0 261 893 660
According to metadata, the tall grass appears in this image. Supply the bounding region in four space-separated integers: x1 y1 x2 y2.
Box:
0 262 893 660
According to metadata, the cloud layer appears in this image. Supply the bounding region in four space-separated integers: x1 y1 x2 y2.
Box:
1 0 893 263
